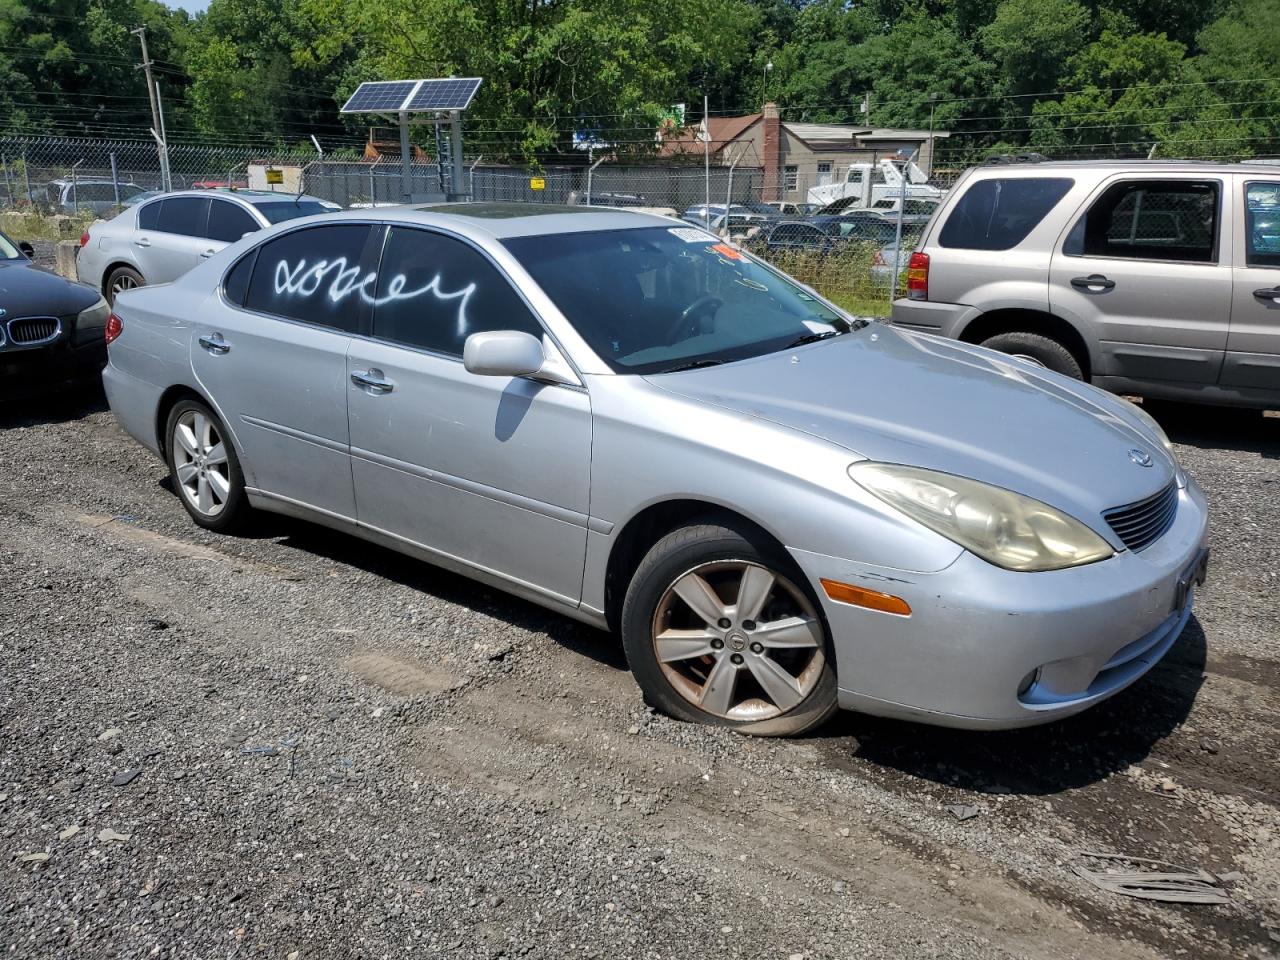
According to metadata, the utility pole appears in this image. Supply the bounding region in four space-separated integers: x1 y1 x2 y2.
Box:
132 26 170 191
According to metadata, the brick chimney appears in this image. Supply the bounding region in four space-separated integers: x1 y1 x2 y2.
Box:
761 102 781 202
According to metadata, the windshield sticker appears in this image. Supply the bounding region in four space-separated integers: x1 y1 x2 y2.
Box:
708 242 745 261
667 227 716 244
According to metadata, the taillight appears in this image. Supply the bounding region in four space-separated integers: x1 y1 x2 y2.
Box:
105 313 123 345
79 231 90 248
906 251 930 301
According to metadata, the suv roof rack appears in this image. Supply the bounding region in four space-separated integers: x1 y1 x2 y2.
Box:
981 152 1048 166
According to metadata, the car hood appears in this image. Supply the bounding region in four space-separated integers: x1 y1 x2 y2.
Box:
645 326 1177 536
0 260 99 316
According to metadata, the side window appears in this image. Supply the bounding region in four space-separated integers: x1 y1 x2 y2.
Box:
156 197 211 238
371 227 543 357
243 224 373 332
138 200 163 230
207 200 260 242
1245 181 1280 268
223 250 256 307
939 177 1074 251
1065 179 1219 263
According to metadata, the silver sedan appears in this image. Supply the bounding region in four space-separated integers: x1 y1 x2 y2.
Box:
76 189 339 304
101 204 1209 736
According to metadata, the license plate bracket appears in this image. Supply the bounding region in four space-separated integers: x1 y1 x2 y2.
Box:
1174 547 1210 611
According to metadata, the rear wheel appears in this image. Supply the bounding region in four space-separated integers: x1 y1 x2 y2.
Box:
979 330 1083 380
621 522 839 737
165 399 248 532
106 265 144 304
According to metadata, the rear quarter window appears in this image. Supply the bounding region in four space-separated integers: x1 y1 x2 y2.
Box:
938 177 1074 251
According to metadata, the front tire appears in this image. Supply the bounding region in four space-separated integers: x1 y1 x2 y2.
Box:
165 399 248 532
979 330 1083 380
621 522 839 737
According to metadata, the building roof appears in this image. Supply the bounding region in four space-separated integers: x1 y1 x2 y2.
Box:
658 113 762 158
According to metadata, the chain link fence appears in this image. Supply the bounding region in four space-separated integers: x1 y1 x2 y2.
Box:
17 132 1272 314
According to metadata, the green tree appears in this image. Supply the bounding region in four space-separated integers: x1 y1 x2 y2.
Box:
981 0 1090 97
1194 0 1280 155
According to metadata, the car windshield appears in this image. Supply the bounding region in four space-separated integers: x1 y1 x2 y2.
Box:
0 231 21 259
503 226 860 375
253 200 332 224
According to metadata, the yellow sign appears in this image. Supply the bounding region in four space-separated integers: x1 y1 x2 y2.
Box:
265 168 284 185
529 177 546 191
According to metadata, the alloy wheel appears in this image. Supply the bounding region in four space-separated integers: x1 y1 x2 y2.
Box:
650 560 825 722
172 410 231 517
110 274 137 299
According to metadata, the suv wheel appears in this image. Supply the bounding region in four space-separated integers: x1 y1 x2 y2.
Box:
979 331 1083 380
621 522 839 737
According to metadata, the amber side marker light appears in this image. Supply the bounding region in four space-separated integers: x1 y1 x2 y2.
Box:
820 579 912 616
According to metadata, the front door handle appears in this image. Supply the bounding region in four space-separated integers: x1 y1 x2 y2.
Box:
198 333 230 355
199 248 217 259
351 369 394 393
1070 274 1116 291
134 237 151 248
1252 286 1280 303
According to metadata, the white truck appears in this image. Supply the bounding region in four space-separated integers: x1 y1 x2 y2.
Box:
806 158 944 211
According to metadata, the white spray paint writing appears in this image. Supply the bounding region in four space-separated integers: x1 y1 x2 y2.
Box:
273 257 477 336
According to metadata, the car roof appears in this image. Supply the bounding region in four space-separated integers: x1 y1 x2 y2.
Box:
971 159 1271 176
134 189 330 206
369 202 680 238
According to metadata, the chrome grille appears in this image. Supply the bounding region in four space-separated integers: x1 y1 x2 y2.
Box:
1104 481 1178 551
7 316 60 345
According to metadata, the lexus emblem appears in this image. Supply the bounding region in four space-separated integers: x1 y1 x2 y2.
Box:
1128 448 1153 467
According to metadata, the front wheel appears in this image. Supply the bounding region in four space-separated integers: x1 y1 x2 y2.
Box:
165 399 249 532
621 522 839 737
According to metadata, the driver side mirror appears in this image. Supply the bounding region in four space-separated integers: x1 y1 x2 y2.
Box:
463 330 546 379
18 241 34 259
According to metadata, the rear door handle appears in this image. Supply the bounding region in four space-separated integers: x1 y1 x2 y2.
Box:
198 333 230 355
134 237 151 248
351 369 394 393
1070 274 1115 291
1252 286 1280 302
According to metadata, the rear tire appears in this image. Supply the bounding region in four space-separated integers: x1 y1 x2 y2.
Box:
621 521 839 737
106 266 144 305
979 330 1083 380
165 399 249 533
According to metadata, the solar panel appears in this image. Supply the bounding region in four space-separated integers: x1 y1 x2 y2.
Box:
340 81 419 114
404 77 483 112
341 78 483 114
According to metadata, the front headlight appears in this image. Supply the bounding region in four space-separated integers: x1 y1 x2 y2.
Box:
78 296 110 327
1121 398 1175 457
849 463 1114 572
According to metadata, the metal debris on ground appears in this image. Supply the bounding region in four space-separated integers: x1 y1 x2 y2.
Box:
1074 852 1230 905
944 803 980 821
97 828 132 843
19 852 50 863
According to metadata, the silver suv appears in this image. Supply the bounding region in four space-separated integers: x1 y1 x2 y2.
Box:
891 160 1280 409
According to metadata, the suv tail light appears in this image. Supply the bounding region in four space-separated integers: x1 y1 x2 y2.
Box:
906 251 930 301
79 231 91 248
105 313 123 345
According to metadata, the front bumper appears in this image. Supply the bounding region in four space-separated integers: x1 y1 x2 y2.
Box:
0 336 106 401
788 476 1209 729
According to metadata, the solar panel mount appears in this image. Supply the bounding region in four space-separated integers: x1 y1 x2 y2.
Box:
341 77 483 115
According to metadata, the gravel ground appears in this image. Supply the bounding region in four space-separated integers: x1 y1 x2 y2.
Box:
0 389 1277 960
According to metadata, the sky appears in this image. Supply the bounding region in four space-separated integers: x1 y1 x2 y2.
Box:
167 0 209 12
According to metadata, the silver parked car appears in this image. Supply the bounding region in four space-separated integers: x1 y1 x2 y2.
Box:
891 159 1280 409
77 190 340 304
102 204 1209 736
